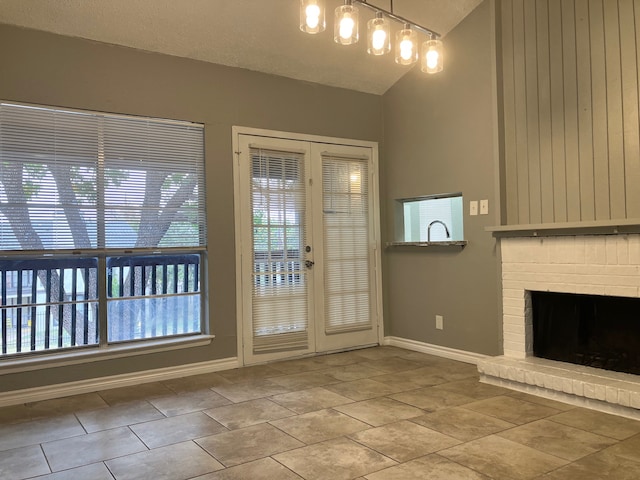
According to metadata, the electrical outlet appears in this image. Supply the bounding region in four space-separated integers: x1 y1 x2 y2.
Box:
469 200 478 216
435 315 444 330
480 199 489 215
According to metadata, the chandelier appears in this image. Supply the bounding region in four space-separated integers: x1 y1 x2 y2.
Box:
299 0 443 74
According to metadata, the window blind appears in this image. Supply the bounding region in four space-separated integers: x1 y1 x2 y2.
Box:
250 147 309 353
322 155 371 334
0 102 206 252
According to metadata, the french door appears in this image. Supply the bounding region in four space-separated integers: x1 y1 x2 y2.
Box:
235 131 381 364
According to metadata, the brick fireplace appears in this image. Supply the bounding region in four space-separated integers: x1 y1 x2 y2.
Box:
478 234 640 419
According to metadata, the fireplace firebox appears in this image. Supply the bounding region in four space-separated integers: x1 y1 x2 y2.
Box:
532 291 640 376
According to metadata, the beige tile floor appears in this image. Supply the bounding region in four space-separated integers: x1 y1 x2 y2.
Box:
2 346 640 480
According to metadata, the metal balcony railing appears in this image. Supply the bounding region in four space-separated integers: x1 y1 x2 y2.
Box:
0 253 201 356
0 257 98 355
106 255 201 342
253 249 302 288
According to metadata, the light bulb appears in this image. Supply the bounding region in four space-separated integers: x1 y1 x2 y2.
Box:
334 3 358 45
305 4 320 29
400 38 414 60
339 15 355 40
421 38 443 73
372 29 386 50
395 26 417 65
426 50 439 69
367 15 389 55
300 0 325 34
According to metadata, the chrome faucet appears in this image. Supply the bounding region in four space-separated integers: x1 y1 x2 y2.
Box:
427 220 450 242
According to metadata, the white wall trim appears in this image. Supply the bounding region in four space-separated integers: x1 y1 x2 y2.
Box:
0 335 215 376
383 336 489 365
0 356 238 407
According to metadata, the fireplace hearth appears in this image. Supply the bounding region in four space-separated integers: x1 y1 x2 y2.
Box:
478 234 640 419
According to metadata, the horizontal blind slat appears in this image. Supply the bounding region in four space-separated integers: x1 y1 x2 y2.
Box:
322 154 372 334
0 102 206 251
250 147 309 354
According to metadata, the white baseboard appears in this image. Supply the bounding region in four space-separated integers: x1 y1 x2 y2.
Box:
1 339 487 407
383 336 489 365
0 357 239 407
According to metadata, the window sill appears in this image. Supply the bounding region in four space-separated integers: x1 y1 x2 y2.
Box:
0 335 215 376
385 241 467 248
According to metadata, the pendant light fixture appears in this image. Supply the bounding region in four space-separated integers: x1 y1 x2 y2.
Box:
300 0 326 34
334 0 359 45
367 12 390 55
421 36 444 74
299 0 443 76
395 24 418 65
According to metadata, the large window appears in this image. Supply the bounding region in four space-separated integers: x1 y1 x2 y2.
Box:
0 102 206 356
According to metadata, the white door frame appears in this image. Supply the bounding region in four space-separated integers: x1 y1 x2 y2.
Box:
232 126 383 366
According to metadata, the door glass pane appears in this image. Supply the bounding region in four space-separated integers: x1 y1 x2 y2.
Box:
250 148 308 353
322 156 371 334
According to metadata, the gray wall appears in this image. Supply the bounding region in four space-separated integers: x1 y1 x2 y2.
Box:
0 24 382 391
381 1 502 355
501 0 640 225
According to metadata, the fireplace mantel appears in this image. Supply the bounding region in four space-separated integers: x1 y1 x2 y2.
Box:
486 218 640 238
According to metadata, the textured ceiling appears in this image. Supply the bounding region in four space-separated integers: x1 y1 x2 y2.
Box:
0 0 483 94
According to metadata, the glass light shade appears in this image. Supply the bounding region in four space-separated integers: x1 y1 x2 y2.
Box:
367 15 390 55
421 38 444 73
300 0 325 34
334 4 359 45
395 26 418 65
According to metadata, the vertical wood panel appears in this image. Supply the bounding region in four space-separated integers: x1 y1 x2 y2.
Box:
549 0 568 222
525 0 542 223
536 0 555 223
622 0 640 217
501 0 520 224
513 0 531 224
604 0 626 218
589 0 610 220
561 0 582 222
500 0 640 225
576 0 597 221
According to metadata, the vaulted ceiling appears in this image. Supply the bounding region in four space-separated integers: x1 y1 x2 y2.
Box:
0 0 483 94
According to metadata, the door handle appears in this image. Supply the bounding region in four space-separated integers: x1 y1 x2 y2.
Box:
305 260 315 269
